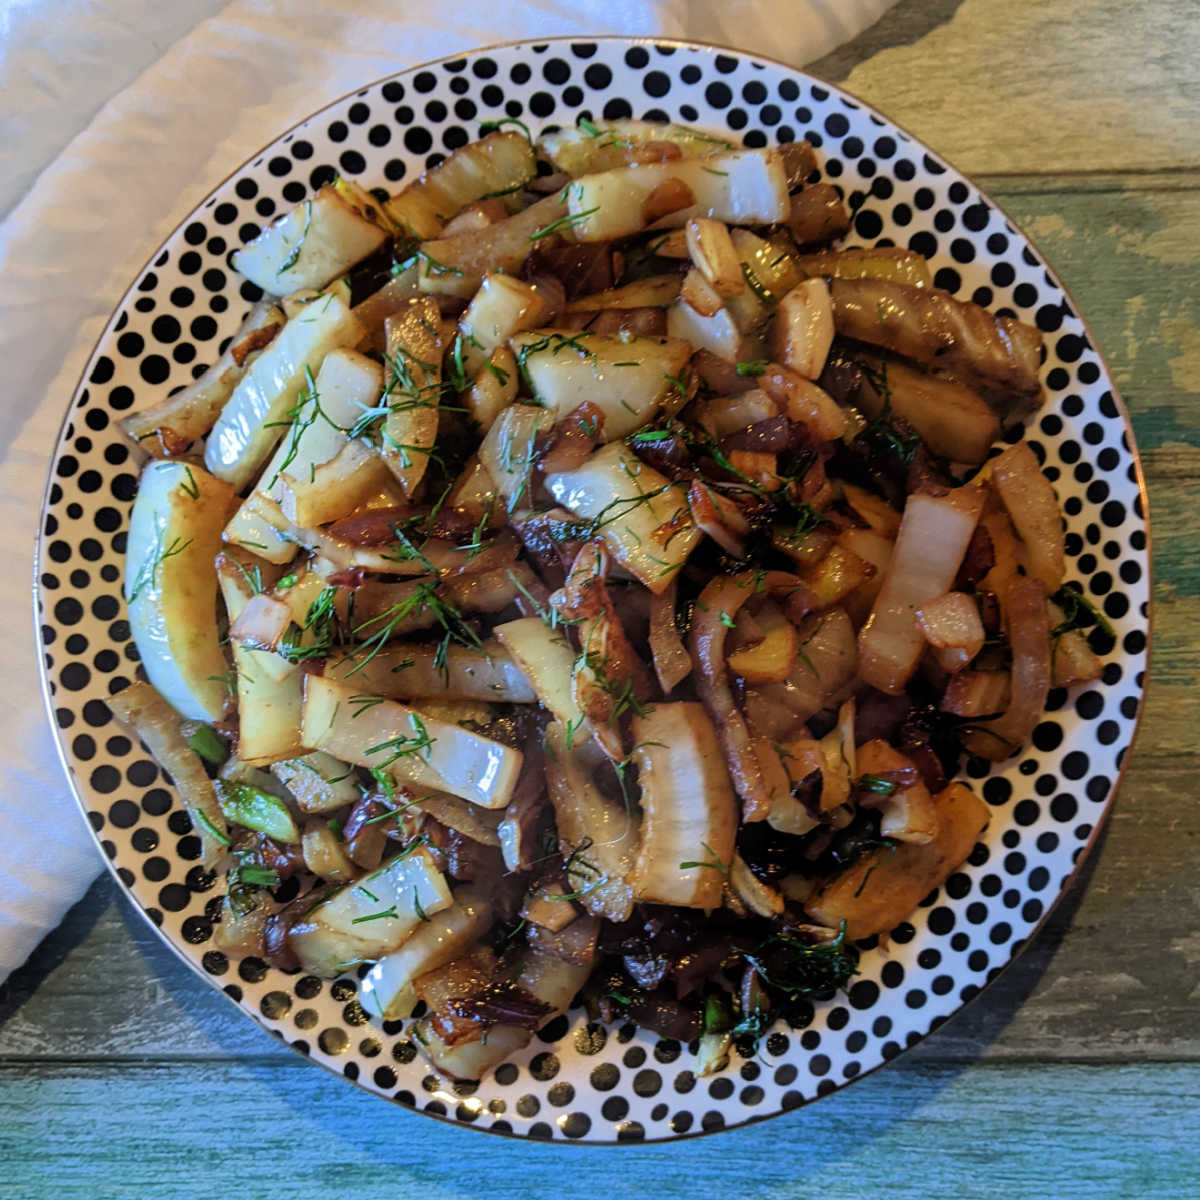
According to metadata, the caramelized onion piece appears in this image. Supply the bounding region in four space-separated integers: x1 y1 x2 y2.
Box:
557 544 655 760
786 182 850 247
965 577 1051 760
858 488 985 695
690 570 806 821
989 442 1065 591
829 277 1044 418
648 578 691 694
538 401 605 476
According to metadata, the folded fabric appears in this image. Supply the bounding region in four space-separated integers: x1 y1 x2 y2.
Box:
0 0 898 983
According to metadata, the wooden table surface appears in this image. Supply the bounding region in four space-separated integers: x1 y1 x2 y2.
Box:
4 0 1198 1195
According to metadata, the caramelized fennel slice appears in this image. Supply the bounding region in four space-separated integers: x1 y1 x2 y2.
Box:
414 948 590 1081
233 178 389 295
989 441 1066 591
629 703 739 910
493 617 588 733
829 277 1044 417
508 329 691 440
384 131 536 240
270 752 360 813
544 442 700 593
538 119 735 175
855 740 939 845
360 889 493 1021
300 676 523 810
326 640 537 703
245 346 383 511
852 353 1000 466
287 845 453 976
411 192 567 300
458 274 552 377
564 150 789 242
125 460 239 723
805 782 989 939
691 570 812 821
381 298 443 497
204 289 363 491
214 553 303 765
120 300 284 454
543 722 639 923
648 577 692 694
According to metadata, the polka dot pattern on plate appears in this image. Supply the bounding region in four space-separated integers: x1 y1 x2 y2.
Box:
34 39 1150 1144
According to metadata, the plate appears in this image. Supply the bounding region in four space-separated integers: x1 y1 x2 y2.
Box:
35 37 1150 1143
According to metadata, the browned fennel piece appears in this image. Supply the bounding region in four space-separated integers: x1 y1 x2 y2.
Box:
805 782 990 939
628 702 738 910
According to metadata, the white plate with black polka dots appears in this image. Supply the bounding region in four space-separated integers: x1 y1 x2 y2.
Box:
35 38 1150 1143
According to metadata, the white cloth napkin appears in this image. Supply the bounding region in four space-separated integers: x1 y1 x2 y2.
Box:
0 0 898 983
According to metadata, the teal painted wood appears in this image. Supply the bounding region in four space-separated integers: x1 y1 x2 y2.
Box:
1 1061 1195 1199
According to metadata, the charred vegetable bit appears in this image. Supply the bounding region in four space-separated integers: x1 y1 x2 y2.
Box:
744 923 859 1006
1050 583 1115 644
114 113 1075 1081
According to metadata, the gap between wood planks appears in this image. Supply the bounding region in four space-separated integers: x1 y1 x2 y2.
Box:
980 169 1200 196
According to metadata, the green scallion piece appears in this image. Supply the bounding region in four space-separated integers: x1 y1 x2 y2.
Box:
215 780 300 843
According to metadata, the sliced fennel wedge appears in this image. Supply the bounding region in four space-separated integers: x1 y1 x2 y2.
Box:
538 119 735 175
204 290 363 490
125 461 237 722
288 846 453 976
508 330 691 440
493 618 586 731
360 889 493 1021
270 752 360 813
233 178 390 296
301 676 523 809
543 442 700 593
223 347 386 561
215 552 303 764
564 150 789 242
628 702 738 910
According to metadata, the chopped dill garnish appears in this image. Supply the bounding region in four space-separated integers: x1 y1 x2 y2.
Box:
679 842 730 874
279 199 312 273
529 207 601 242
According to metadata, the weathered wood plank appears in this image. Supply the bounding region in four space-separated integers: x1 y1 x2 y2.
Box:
0 876 281 1062
1 1060 1194 1197
988 185 1200 454
814 0 1200 177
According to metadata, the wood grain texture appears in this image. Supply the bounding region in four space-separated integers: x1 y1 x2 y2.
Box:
816 0 1200 175
6 0 1200 1189
1 1060 1195 1199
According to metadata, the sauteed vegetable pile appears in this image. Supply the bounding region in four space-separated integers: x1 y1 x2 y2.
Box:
110 118 1108 1079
